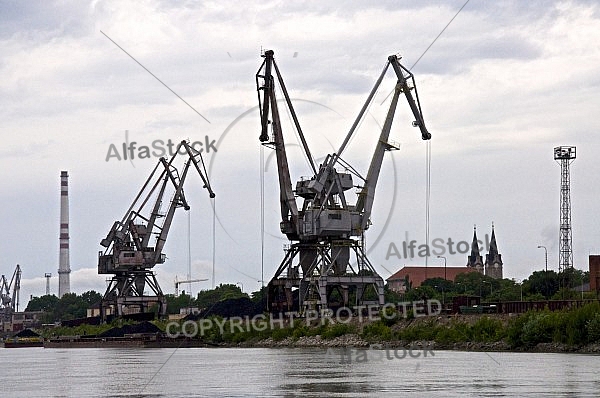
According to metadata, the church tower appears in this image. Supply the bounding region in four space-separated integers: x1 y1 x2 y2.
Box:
466 225 484 274
485 223 503 279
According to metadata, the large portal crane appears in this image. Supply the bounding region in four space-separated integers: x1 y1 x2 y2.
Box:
257 50 430 312
98 141 214 320
0 264 21 323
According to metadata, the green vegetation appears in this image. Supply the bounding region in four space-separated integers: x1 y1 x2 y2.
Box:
507 302 600 347
31 294 600 351
173 302 600 350
196 284 248 308
25 291 102 323
25 284 253 323
39 318 137 339
387 303 600 349
166 283 252 314
22 270 600 353
398 316 508 344
395 267 593 304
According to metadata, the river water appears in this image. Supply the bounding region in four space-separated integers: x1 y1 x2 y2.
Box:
1 347 599 397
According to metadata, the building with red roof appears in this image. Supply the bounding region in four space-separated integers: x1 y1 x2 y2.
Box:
387 266 479 293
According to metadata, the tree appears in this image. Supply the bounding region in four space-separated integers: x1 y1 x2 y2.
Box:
251 286 267 304
422 277 454 293
523 271 559 298
403 285 438 302
196 284 246 308
25 291 104 323
54 293 87 321
384 284 403 303
454 272 485 296
165 293 195 314
81 291 102 306
492 279 521 301
26 294 59 313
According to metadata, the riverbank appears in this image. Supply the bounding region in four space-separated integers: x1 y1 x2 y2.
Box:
206 302 600 354
235 333 600 354
28 301 600 353
36 331 600 353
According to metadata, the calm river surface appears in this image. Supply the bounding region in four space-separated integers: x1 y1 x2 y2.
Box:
1 347 599 397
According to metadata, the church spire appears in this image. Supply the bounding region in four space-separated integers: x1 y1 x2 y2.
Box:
470 224 480 258
485 222 503 279
466 225 484 273
489 222 498 258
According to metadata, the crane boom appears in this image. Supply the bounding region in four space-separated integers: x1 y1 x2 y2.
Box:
256 50 300 239
11 264 21 313
355 54 431 229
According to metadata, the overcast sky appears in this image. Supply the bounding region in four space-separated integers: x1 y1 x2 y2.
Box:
2 0 600 308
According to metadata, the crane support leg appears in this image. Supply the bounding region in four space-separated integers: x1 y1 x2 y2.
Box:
266 240 384 314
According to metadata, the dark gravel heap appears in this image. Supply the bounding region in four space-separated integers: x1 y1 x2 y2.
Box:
13 328 41 338
98 321 162 338
187 297 264 321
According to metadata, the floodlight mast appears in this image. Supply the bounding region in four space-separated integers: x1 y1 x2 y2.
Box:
256 51 431 313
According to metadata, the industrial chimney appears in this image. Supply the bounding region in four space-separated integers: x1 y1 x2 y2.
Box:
58 171 71 298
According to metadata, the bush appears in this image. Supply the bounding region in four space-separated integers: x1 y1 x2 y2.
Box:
507 312 533 348
471 316 505 342
380 306 398 327
322 323 355 339
271 327 294 341
587 313 600 343
361 321 392 340
292 325 310 339
435 323 469 344
565 302 600 345
521 312 555 347
396 320 439 342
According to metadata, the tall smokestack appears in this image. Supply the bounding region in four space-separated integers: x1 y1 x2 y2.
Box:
58 171 71 298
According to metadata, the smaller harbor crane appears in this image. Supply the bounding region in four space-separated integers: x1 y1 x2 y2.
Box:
98 140 214 320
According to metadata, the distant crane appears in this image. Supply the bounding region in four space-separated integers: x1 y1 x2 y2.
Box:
0 264 22 322
256 50 430 312
98 140 215 320
175 278 208 296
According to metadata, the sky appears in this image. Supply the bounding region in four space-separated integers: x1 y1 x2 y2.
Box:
1 0 600 309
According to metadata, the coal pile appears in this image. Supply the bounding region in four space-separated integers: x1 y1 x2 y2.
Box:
188 297 264 321
61 316 101 328
13 328 41 338
98 321 162 338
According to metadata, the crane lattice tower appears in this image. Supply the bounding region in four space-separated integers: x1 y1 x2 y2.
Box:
554 146 576 272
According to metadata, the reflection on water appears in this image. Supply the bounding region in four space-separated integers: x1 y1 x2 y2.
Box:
1 347 599 397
